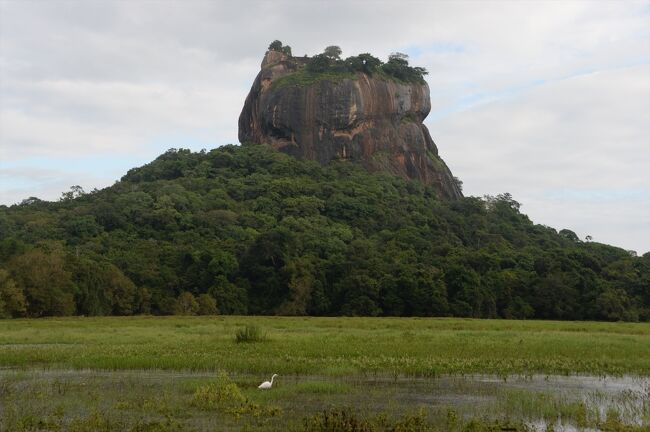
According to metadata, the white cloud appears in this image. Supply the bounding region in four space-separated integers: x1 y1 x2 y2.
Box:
0 0 648 252
0 165 117 205
434 65 650 253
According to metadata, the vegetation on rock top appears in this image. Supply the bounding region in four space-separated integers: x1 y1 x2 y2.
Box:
269 69 357 91
268 41 428 87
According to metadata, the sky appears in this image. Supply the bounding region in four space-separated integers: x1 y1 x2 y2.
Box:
0 0 649 254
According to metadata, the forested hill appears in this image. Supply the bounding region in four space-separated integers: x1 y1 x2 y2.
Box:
1 143 648 321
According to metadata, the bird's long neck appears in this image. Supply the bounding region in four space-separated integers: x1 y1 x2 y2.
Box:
270 375 275 384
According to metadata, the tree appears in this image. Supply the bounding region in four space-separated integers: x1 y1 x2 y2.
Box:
0 269 27 318
444 263 482 317
388 52 409 64
268 40 283 51
0 142 647 321
356 53 382 74
268 40 291 56
209 276 248 315
453 176 463 193
19 197 42 206
413 66 428 76
197 294 218 315
71 257 137 316
276 256 316 315
306 54 331 73
382 52 428 83
208 250 239 278
596 288 636 321
106 264 137 315
63 215 103 240
135 287 152 314
345 53 382 75
559 229 580 242
60 185 85 201
173 291 199 315
384 53 413 79
323 45 342 60
338 273 382 317
282 196 325 217
8 247 76 317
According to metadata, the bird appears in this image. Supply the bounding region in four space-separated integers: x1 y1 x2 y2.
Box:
258 374 278 389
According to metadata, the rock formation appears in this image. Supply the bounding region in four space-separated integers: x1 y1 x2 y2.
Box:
239 50 463 200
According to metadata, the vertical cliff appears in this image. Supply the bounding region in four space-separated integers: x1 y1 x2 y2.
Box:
239 50 463 200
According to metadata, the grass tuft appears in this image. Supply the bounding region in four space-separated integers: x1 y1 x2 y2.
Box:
303 409 373 432
192 371 245 411
235 325 267 343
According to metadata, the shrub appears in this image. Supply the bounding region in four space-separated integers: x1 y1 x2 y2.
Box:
345 53 382 75
191 372 245 411
380 52 427 84
268 40 292 56
389 409 432 432
192 371 281 418
235 325 266 343
303 409 373 432
461 419 532 432
306 54 331 73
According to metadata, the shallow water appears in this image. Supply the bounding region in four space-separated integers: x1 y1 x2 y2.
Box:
1 369 648 430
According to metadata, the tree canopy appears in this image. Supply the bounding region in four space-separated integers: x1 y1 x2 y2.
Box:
0 144 647 320
302 46 427 84
267 40 292 56
323 45 342 60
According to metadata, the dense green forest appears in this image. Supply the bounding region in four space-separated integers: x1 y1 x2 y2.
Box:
0 143 648 320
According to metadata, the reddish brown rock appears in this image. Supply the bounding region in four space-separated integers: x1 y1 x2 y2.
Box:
239 51 462 200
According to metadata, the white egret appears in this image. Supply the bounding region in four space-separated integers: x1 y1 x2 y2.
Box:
258 374 278 389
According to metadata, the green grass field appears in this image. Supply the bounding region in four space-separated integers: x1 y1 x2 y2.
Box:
2 316 649 376
1 316 649 431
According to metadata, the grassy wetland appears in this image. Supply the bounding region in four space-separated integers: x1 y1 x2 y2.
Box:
1 316 649 431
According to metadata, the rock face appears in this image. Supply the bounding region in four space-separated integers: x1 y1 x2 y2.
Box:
239 51 463 200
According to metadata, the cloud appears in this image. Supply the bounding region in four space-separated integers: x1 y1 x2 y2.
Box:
0 0 648 252
0 164 117 205
433 64 650 253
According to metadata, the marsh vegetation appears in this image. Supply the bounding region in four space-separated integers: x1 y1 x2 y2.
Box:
1 316 649 376
0 369 647 431
0 316 649 431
